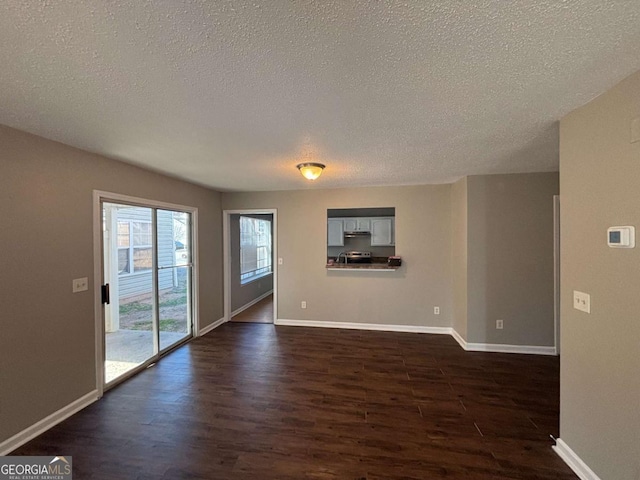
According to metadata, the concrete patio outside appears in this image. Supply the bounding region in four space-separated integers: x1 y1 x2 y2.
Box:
105 329 189 383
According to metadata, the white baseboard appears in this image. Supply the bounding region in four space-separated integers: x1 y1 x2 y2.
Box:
199 317 226 336
0 390 99 456
451 328 467 349
275 319 452 335
274 322 555 355
231 290 273 318
451 329 556 355
464 342 556 356
553 438 602 480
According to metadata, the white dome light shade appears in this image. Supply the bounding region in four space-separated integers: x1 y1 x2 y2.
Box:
297 162 325 180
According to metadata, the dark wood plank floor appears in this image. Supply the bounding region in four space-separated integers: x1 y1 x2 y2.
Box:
12 324 577 479
231 294 273 323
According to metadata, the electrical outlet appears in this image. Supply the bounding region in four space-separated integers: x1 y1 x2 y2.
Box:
573 290 591 313
496 319 504 330
73 277 88 293
434 306 440 315
301 301 307 309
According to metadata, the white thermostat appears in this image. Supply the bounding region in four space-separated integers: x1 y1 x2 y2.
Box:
607 226 635 248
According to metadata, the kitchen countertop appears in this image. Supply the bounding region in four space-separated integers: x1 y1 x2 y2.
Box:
326 263 399 271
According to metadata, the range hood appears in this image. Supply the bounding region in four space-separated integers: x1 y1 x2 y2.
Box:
344 231 371 238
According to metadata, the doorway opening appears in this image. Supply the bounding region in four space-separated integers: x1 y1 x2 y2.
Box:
553 195 560 355
95 192 198 390
224 210 277 324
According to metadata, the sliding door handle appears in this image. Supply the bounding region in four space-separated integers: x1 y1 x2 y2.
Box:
101 284 110 305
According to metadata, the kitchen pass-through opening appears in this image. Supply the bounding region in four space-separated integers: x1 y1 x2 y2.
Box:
327 207 396 264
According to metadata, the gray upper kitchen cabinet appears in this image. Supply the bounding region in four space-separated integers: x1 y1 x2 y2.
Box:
356 218 371 231
343 218 357 231
370 217 394 246
343 218 371 232
327 219 344 246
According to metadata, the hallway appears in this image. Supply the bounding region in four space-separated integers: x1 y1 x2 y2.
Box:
231 294 273 323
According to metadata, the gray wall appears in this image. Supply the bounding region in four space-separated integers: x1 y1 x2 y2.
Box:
0 125 224 445
222 185 453 327
559 70 640 479
451 177 468 339
466 173 558 346
230 213 273 313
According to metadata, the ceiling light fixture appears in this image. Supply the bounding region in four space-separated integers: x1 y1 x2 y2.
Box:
296 162 325 180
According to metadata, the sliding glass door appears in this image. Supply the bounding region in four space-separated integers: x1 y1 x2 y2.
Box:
102 202 192 386
157 210 192 351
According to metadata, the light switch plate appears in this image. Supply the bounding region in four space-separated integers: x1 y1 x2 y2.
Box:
73 277 88 293
573 290 590 313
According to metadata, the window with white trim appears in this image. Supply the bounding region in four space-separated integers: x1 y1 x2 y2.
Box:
240 216 272 284
117 220 152 275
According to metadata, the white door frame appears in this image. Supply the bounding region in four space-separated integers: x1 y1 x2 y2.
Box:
223 209 278 324
553 195 560 355
92 190 200 397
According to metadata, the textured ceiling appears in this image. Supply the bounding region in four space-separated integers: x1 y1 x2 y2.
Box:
1 1 640 191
